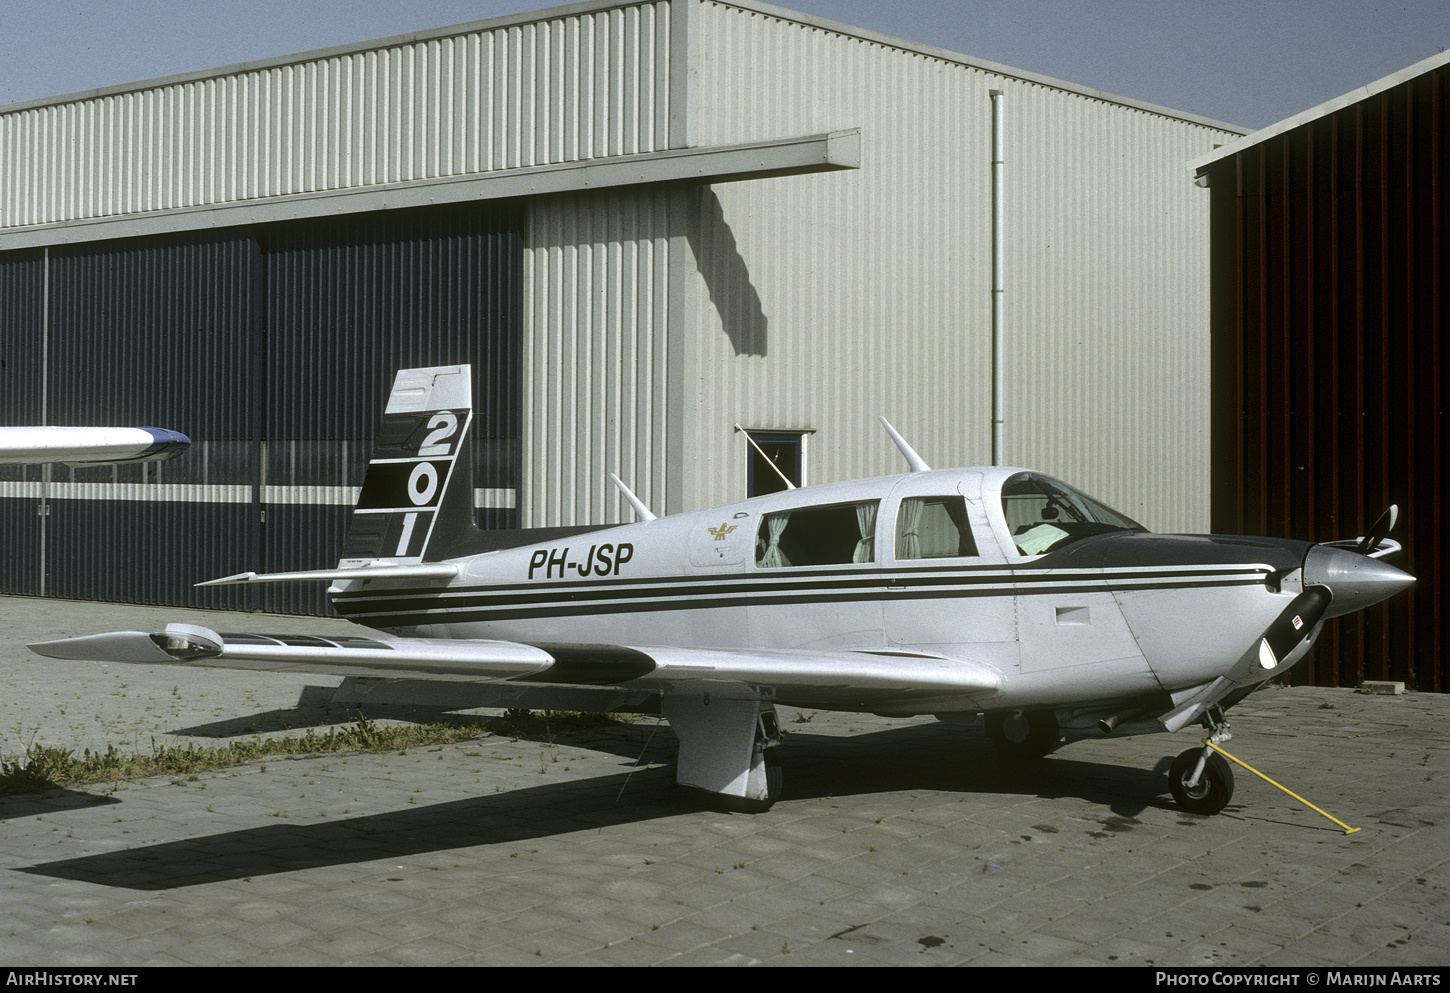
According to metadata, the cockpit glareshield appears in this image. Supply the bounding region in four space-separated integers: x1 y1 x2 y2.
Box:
1001 472 1145 556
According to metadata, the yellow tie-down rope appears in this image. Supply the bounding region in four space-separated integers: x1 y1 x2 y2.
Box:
1202 739 1360 835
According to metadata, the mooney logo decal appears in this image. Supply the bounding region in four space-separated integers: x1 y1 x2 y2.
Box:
528 543 635 580
708 522 738 541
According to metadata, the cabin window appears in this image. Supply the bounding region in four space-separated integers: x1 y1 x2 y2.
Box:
1000 472 1145 555
895 496 978 559
756 500 879 568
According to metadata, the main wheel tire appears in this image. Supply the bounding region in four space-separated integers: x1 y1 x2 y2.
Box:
1169 748 1235 815
984 710 1060 758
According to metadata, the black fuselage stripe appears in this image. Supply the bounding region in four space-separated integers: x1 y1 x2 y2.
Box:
333 577 1267 626
331 568 1268 612
334 564 1267 599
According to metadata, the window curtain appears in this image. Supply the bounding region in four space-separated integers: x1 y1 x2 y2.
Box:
896 497 924 559
761 512 790 568
853 502 877 563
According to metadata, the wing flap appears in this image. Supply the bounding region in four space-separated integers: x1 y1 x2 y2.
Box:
644 648 1001 695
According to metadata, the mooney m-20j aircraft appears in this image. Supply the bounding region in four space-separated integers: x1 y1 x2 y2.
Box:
33 366 1414 814
0 426 190 465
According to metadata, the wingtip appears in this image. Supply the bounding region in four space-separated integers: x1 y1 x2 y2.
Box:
196 572 256 587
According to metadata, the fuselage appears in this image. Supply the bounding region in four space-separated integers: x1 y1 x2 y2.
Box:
329 466 1334 718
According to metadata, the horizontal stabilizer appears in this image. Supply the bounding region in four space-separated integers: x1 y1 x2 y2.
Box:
197 563 460 587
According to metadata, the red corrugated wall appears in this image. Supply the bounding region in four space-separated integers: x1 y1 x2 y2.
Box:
1208 64 1445 690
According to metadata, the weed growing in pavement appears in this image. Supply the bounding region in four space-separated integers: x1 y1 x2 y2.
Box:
0 709 631 796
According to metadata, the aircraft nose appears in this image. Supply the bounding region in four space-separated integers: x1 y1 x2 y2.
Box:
1302 545 1416 619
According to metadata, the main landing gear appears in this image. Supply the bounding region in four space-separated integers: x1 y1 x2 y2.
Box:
662 695 784 812
1168 708 1236 815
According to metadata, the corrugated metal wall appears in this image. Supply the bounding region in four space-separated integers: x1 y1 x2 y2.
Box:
0 1 673 229
1 0 1252 593
1207 64 1446 690
681 2 992 510
679 1 1236 528
0 203 520 614
0 250 46 595
521 188 674 526
43 233 261 608
1006 84 1227 531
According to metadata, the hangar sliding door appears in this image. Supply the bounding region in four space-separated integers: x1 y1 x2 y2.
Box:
41 232 261 609
0 204 520 614
259 205 521 614
0 250 47 596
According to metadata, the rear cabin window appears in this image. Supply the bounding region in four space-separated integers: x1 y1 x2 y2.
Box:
895 496 978 559
756 501 879 568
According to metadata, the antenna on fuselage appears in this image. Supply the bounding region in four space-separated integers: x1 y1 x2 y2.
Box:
879 417 931 472
735 424 796 490
609 473 657 522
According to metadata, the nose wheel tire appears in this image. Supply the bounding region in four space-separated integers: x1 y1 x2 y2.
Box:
985 710 1060 758
1169 748 1235 815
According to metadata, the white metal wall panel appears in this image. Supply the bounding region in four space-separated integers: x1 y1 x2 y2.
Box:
522 188 674 526
1003 84 1231 532
679 1 994 511
679 0 1237 531
0 2 672 230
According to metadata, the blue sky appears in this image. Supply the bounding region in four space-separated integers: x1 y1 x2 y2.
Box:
1 0 1446 129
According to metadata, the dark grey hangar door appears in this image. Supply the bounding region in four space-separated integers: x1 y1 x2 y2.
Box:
259 205 522 614
0 204 521 614
0 249 47 596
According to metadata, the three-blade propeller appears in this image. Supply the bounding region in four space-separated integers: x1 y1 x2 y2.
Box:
1259 504 1410 670
1356 504 1399 556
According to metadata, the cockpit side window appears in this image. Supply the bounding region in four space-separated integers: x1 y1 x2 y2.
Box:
896 496 978 559
1001 472 1145 556
756 500 879 568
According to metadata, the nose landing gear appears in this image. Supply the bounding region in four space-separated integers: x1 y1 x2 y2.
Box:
1168 708 1236 815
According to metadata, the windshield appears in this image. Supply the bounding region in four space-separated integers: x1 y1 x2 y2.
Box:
1000 472 1146 555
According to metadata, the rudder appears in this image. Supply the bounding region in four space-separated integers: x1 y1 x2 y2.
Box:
340 365 483 567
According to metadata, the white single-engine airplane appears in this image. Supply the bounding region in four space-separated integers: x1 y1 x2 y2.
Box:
32 366 1414 814
0 426 190 466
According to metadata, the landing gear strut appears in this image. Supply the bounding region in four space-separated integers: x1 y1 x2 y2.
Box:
1168 707 1236 815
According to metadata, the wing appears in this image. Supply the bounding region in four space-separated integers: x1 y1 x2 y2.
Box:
0 426 190 466
30 623 1002 712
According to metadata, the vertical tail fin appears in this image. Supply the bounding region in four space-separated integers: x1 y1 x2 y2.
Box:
339 365 484 567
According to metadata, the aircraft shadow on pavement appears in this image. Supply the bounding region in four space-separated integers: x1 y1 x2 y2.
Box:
780 723 1168 817
169 686 450 738
0 788 120 820
22 723 1174 890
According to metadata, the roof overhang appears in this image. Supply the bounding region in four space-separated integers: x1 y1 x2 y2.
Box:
0 129 861 251
1191 48 1450 179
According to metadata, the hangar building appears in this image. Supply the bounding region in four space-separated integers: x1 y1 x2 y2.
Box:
0 0 1241 613
1194 51 1448 692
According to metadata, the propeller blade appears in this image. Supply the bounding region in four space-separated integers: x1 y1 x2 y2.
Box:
1256 586 1332 672
1356 504 1399 556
